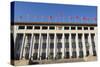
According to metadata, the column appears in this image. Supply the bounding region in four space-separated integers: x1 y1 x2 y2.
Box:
38 33 41 60
94 33 97 55
69 33 72 58
20 34 25 59
76 33 79 58
88 33 93 56
14 32 17 45
29 34 33 59
54 33 56 59
48 34 50 59
14 26 17 45
22 34 27 59
82 33 86 57
41 34 43 60
31 34 35 59
62 33 65 59
46 33 49 59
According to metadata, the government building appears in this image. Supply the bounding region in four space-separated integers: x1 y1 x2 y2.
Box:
11 22 97 65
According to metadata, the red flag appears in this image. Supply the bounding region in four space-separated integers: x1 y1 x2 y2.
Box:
87 18 89 21
82 17 87 20
75 16 79 19
93 17 97 21
48 16 53 20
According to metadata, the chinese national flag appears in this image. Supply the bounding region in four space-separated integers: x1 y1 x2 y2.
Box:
93 17 97 21
82 17 87 20
75 16 79 19
48 16 53 20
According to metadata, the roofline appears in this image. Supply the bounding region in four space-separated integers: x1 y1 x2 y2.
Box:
11 22 97 26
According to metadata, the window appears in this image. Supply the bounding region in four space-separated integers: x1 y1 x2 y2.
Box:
72 42 76 48
90 27 94 30
50 43 54 48
42 34 47 38
84 27 88 30
79 42 83 48
71 34 76 40
77 27 82 30
49 52 53 59
78 34 82 39
33 53 38 60
41 53 46 60
57 42 62 48
79 51 83 58
92 42 95 48
42 43 46 49
84 34 88 39
86 50 89 56
26 26 33 29
65 43 69 48
34 34 39 43
42 26 48 30
91 34 95 48
64 27 69 30
57 34 62 39
72 51 77 58
65 34 69 39
34 34 39 40
34 26 40 30
65 52 70 58
34 43 38 49
18 26 25 29
71 27 76 30
50 34 54 39
49 26 55 30
93 50 97 56
56 52 62 59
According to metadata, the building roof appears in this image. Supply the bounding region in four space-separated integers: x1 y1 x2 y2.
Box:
11 22 97 26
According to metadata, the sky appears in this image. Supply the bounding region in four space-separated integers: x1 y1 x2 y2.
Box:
11 1 97 24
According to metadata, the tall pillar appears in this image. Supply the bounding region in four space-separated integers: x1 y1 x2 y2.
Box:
41 34 43 60
94 33 97 55
88 33 93 56
14 26 17 45
76 33 79 58
29 34 33 59
62 33 65 59
54 33 56 59
38 33 41 60
31 34 35 59
82 33 86 57
46 33 49 59
69 33 72 58
20 33 25 59
14 32 17 46
48 34 50 59
22 36 27 58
